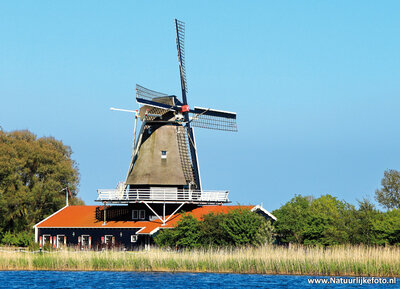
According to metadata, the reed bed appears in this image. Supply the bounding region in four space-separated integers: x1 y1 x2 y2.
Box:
0 245 399 276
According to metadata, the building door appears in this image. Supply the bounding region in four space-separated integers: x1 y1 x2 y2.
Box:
105 235 113 245
81 235 90 248
57 235 66 248
43 235 51 245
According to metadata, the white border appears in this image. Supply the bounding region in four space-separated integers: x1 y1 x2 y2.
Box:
251 205 277 221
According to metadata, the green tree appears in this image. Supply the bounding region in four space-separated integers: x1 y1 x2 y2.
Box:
154 214 202 249
273 194 357 246
0 130 82 242
220 209 273 246
272 195 312 244
153 226 178 248
1 230 33 247
375 169 400 210
154 209 274 248
353 199 379 244
199 212 228 247
303 194 354 246
372 209 400 245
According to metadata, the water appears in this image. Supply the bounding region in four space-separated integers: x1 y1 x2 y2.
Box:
0 271 398 288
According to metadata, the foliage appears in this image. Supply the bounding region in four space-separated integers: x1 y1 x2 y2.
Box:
1 231 34 247
273 194 400 246
154 209 274 248
375 169 400 210
273 194 355 246
154 214 201 249
272 195 311 244
372 209 400 245
303 195 355 246
220 208 274 246
173 214 202 249
353 199 379 244
0 130 82 243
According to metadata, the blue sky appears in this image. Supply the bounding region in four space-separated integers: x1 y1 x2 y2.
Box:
1 1 399 210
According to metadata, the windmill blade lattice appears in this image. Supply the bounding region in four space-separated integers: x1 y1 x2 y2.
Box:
175 19 187 95
136 84 168 101
190 107 237 132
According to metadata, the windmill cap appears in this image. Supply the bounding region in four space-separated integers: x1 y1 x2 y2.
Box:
181 105 189 112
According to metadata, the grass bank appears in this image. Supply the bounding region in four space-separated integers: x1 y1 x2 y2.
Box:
0 245 399 276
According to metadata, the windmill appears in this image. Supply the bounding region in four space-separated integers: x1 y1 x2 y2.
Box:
108 19 237 201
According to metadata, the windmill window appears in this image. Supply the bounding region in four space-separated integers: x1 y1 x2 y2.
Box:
132 210 146 220
131 235 138 243
161 150 167 159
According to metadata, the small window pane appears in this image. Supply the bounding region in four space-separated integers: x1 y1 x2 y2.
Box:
57 235 65 248
43 235 51 244
82 235 90 246
139 210 145 220
105 235 113 244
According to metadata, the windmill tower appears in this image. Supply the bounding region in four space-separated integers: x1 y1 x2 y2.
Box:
97 19 237 224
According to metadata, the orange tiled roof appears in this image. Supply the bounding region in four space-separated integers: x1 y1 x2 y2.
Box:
35 205 254 235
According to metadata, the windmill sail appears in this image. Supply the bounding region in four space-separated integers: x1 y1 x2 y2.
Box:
190 107 237 132
175 19 202 190
175 19 187 96
136 84 168 100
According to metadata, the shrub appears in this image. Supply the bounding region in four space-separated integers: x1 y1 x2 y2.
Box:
1 231 34 247
154 209 274 248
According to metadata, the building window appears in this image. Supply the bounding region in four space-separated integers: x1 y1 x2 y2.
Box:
131 235 138 243
43 235 51 245
104 235 113 245
161 150 167 159
133 210 146 220
81 235 90 247
57 235 66 248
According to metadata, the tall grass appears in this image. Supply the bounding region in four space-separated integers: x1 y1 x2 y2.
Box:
0 245 399 276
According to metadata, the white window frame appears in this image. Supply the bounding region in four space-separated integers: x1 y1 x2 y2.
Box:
56 234 66 248
161 150 167 159
131 235 138 243
43 234 51 245
81 235 90 247
132 210 138 220
104 235 113 244
133 209 146 220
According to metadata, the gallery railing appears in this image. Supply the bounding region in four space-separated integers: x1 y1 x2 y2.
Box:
96 188 229 203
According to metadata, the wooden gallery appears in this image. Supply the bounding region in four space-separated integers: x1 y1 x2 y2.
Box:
33 19 276 250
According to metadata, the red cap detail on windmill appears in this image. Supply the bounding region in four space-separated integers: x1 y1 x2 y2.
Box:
181 105 189 112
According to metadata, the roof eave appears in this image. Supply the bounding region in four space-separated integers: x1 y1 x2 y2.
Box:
251 205 277 221
33 205 69 229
